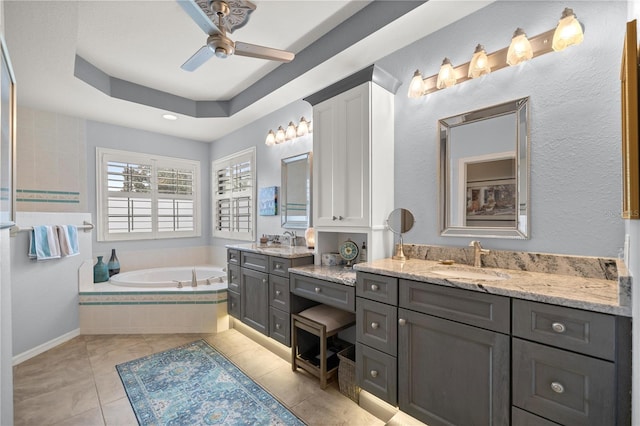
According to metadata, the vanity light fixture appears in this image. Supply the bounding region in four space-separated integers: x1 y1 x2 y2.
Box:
552 8 584 51
265 117 313 146
506 28 533 66
285 122 297 141
407 7 584 98
468 44 491 78
436 58 457 89
275 126 286 144
408 70 425 98
265 130 276 146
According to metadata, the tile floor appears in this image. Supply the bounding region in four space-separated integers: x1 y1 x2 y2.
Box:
13 329 384 426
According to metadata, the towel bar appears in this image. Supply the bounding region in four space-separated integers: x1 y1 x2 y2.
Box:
9 221 94 237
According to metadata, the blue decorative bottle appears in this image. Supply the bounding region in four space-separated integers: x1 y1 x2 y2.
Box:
108 249 120 277
94 256 109 283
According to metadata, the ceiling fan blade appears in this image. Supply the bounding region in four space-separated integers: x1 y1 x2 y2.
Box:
181 45 215 71
176 0 220 36
235 42 295 62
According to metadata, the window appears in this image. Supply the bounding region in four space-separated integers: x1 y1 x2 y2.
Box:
212 147 255 241
96 148 200 241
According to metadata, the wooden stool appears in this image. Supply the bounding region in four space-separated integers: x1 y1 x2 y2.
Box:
291 304 355 389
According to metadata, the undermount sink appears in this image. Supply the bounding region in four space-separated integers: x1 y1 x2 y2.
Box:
430 267 511 281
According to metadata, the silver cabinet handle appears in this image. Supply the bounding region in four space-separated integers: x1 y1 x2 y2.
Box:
552 322 566 333
551 382 565 394
398 318 407 326
370 370 379 378
338 215 344 220
275 264 282 269
262 279 267 284
332 216 337 221
315 287 321 293
275 323 281 330
230 303 235 308
275 290 281 296
230 274 235 280
370 284 379 291
371 322 379 330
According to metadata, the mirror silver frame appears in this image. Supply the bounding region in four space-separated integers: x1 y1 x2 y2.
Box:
439 97 530 239
281 152 313 229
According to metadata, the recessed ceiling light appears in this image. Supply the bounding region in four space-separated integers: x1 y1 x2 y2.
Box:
162 113 178 121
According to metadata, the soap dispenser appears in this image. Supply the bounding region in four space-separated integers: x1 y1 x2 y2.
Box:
359 241 367 263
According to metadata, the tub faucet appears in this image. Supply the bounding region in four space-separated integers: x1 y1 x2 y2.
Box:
283 231 297 247
469 240 490 268
191 268 198 287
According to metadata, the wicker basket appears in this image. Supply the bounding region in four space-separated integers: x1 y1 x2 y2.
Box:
337 345 360 403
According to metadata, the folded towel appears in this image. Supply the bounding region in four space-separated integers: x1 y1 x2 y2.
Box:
29 226 62 261
57 225 79 257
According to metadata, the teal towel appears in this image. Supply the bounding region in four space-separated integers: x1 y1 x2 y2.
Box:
28 225 61 260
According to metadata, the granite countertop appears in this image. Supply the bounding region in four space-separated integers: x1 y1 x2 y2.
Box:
289 264 357 286
226 243 315 259
353 258 631 317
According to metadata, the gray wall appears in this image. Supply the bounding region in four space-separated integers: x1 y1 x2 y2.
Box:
86 120 212 256
209 99 312 263
377 0 626 257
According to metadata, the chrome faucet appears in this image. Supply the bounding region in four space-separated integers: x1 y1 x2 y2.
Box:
469 240 490 268
283 231 297 247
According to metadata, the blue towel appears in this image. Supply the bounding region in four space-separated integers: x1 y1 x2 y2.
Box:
57 225 79 257
28 226 62 260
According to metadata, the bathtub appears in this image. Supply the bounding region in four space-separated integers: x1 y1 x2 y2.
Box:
109 266 227 288
79 264 229 334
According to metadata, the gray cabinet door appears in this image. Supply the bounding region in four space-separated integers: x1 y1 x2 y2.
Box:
290 273 355 312
356 272 398 305
269 274 290 312
398 308 510 426
227 290 240 319
356 298 397 356
356 342 397 405
227 264 240 293
240 267 269 335
269 307 290 346
512 338 615 426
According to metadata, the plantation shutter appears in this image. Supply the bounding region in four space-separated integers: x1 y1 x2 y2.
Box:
106 160 153 234
212 148 255 241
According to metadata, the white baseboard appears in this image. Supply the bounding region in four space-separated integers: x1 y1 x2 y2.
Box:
12 328 80 366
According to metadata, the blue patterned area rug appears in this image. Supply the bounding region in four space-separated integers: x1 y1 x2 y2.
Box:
116 340 305 426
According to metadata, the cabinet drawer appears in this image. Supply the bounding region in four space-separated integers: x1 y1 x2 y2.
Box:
240 251 268 272
356 272 398 305
269 307 290 347
269 257 291 277
227 290 240 319
356 298 397 356
512 299 616 361
269 275 290 311
227 264 240 293
290 273 355 312
356 342 397 405
512 407 561 426
227 249 240 265
399 279 510 334
512 338 615 426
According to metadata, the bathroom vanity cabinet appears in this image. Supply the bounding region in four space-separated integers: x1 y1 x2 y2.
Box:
226 247 314 346
354 270 631 426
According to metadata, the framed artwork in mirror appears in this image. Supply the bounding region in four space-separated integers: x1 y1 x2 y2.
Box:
621 20 640 219
0 37 16 229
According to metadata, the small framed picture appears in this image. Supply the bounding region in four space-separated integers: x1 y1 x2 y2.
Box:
259 186 278 216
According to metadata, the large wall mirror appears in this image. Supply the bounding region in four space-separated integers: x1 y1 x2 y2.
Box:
439 97 530 239
281 152 312 229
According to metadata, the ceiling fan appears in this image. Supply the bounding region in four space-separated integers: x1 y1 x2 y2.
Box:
177 0 295 72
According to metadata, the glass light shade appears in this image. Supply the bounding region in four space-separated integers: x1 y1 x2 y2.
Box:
436 58 456 89
468 44 491 78
552 8 584 52
275 126 286 144
304 227 315 249
265 130 276 146
408 69 425 98
506 28 533 66
296 117 309 136
285 122 297 140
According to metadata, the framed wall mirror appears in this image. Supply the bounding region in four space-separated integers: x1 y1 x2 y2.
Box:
439 97 530 239
281 152 312 229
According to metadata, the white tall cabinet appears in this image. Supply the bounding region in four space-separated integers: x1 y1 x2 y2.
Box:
307 66 398 263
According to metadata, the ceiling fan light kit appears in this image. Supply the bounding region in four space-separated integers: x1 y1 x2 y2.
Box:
178 0 295 71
